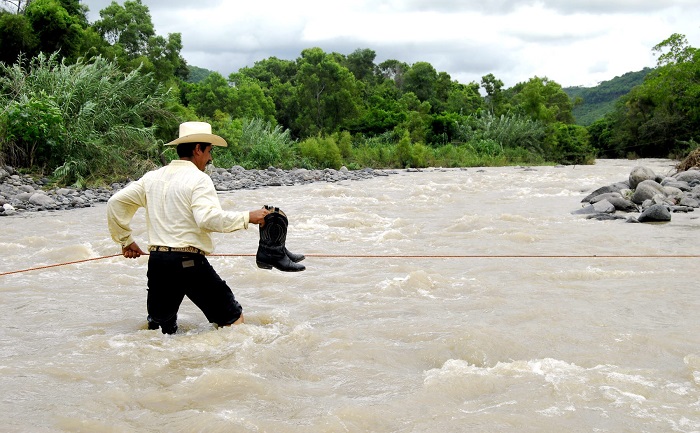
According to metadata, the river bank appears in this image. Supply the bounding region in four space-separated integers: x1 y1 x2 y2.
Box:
0 165 397 216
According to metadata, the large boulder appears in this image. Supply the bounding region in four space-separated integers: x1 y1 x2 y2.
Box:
637 204 672 222
629 166 657 189
580 182 629 203
661 178 691 191
631 180 664 204
572 199 616 215
606 196 639 212
28 193 56 208
674 169 700 183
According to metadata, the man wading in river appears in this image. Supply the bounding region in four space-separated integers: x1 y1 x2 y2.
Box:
106 121 304 334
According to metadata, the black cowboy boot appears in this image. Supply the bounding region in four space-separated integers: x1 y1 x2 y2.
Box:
261 205 305 263
257 207 305 272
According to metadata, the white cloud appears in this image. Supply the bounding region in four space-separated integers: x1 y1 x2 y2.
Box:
81 0 700 88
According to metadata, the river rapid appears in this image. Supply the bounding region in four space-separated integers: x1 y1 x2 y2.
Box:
1 159 699 433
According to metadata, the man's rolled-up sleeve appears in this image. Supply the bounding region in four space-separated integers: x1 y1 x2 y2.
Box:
107 180 146 247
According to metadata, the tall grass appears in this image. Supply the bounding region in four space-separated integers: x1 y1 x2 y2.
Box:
0 52 176 186
210 118 298 169
455 112 546 155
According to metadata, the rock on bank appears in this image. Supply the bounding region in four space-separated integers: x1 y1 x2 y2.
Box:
574 165 700 223
0 165 394 216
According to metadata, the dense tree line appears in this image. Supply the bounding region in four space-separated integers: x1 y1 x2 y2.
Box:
589 34 700 159
2 0 691 186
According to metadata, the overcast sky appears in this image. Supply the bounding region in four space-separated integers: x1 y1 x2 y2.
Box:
81 0 700 88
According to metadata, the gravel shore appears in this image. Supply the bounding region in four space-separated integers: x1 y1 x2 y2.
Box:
0 165 396 216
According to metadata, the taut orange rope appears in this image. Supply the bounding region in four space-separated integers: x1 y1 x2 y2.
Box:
1 253 698 277
0 254 123 277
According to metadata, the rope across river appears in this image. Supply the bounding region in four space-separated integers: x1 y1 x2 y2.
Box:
2 252 699 277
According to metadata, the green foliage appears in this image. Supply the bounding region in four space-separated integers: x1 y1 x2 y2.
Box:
183 72 233 118
0 12 38 64
403 62 437 103
92 0 187 81
94 0 154 56
2 91 65 168
2 0 642 179
298 134 343 169
292 47 363 136
509 76 575 124
470 138 502 157
343 48 377 82
455 112 546 154
653 33 697 66
593 33 700 158
481 73 505 115
213 117 297 169
336 130 353 159
25 0 84 61
187 65 212 83
0 52 175 185
545 123 595 165
395 131 412 167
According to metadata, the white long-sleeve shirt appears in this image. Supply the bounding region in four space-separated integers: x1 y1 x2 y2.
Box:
107 160 249 254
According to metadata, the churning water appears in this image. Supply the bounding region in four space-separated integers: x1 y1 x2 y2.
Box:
1 159 699 432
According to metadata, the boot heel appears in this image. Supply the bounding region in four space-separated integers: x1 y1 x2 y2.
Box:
256 260 273 269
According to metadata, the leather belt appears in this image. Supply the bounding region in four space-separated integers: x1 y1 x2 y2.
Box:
148 245 205 255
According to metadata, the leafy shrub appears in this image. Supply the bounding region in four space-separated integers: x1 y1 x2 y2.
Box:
2 91 65 168
470 138 502 157
0 52 176 185
545 123 596 165
298 135 342 169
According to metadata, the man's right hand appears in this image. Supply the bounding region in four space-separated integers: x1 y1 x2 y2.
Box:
249 208 270 226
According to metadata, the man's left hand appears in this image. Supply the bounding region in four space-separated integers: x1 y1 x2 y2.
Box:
122 242 145 259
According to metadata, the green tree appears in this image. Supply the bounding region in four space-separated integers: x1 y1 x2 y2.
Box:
510 76 575 124
445 81 483 115
292 47 362 137
377 59 408 90
545 123 595 165
236 57 298 133
238 56 297 88
354 79 406 135
0 11 37 64
93 0 186 81
298 134 342 169
184 72 235 118
95 0 153 56
481 73 504 114
403 61 437 104
395 91 431 144
343 48 377 82
228 74 276 122
653 33 697 66
594 34 700 158
24 0 84 61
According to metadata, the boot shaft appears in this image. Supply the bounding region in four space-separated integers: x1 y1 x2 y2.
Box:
256 205 305 272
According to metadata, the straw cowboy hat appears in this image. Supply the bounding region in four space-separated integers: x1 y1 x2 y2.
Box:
165 121 227 147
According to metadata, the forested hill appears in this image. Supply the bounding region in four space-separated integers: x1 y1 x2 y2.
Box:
187 65 213 83
564 68 652 126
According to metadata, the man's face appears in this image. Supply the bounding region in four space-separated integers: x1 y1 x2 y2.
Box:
193 143 213 171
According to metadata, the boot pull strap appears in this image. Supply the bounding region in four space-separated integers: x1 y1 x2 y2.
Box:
263 204 284 215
